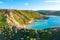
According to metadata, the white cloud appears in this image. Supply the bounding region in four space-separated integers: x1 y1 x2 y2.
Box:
25 3 28 6
0 1 3 4
45 0 60 3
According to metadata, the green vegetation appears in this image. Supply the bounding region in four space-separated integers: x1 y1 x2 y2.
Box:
0 10 8 27
0 26 57 40
37 10 60 16
0 9 51 40
0 9 46 26
12 10 45 24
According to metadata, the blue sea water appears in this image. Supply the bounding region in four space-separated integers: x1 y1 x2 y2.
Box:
27 16 60 29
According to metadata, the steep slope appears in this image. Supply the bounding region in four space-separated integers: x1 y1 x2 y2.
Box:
0 9 46 28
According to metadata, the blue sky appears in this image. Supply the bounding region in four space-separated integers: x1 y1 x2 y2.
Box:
0 0 60 10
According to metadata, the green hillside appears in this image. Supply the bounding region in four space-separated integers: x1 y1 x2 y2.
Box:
0 9 46 28
0 9 60 40
0 9 8 27
37 10 60 16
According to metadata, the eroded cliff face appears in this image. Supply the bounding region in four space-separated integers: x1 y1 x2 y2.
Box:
7 11 20 27
6 10 26 28
0 9 46 28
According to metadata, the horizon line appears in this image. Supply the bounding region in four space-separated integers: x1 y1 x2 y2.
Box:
0 8 60 11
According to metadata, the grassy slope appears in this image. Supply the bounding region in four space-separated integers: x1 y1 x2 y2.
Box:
0 9 46 27
0 10 8 27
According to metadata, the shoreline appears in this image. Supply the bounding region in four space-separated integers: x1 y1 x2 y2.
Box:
20 26 60 30
21 18 35 28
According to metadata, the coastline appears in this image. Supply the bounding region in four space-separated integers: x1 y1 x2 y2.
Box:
22 18 34 28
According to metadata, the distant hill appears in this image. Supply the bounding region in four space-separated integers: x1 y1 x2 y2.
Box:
0 9 46 28
36 10 60 16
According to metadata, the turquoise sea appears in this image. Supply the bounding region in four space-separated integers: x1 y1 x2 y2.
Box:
27 16 60 29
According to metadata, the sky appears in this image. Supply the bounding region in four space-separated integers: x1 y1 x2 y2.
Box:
0 0 60 10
